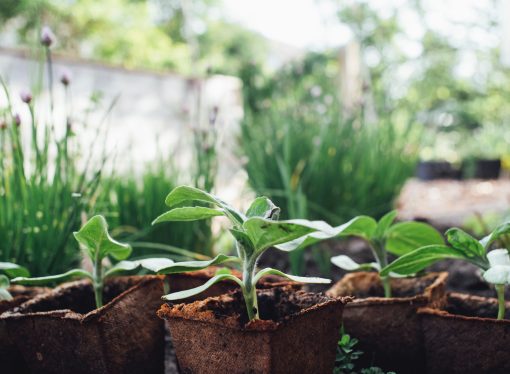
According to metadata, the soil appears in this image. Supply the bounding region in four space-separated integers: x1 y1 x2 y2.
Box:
419 292 510 374
159 286 348 374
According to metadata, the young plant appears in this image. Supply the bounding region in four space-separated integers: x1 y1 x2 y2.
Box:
151 186 362 321
293 211 443 297
381 222 510 319
0 262 30 301
11 215 172 308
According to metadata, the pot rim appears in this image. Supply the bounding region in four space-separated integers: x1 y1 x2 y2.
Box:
333 271 448 307
0 275 162 323
418 291 510 325
159 286 351 332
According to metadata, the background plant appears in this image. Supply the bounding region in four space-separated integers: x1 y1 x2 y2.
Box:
381 222 510 319
12 215 172 308
0 262 30 301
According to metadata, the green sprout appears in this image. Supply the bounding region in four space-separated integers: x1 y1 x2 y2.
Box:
151 186 365 321
12 215 172 308
381 222 510 319
0 262 30 301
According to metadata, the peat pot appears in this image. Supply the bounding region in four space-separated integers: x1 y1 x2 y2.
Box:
158 286 349 374
326 272 448 374
419 292 510 374
0 286 49 374
1 276 164 374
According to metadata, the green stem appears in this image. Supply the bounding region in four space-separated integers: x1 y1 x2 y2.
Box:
93 252 103 309
382 276 392 298
496 284 505 320
242 257 259 320
370 241 392 298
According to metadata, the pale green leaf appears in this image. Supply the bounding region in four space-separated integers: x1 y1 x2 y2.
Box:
386 221 444 256
480 222 510 249
152 207 224 224
246 197 280 219
0 274 10 288
12 269 93 286
330 255 380 271
0 276 12 301
74 215 131 261
162 273 243 301
446 228 485 258
153 254 240 274
104 258 175 277
252 268 331 286
483 266 510 285
374 210 398 239
0 262 30 278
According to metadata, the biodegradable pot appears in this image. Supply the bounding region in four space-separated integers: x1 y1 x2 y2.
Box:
419 292 510 374
1 276 164 374
326 272 448 374
158 286 348 374
0 286 50 374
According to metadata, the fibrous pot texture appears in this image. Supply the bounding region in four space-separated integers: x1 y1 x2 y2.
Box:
158 286 349 374
326 271 448 374
419 292 510 374
1 276 164 374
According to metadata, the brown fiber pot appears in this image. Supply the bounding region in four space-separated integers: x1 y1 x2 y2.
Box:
0 286 50 374
1 276 164 374
158 286 349 374
419 292 510 374
326 271 448 374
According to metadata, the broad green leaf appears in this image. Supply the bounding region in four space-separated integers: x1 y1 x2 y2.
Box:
374 210 398 239
0 274 10 288
275 216 377 252
446 228 485 258
162 273 243 301
104 258 175 277
153 254 240 274
0 262 30 278
163 186 245 225
12 268 92 286
386 222 444 256
74 215 131 261
380 245 465 276
252 268 331 286
229 229 256 257
330 255 379 271
243 217 324 253
153 207 224 224
246 197 280 219
480 222 510 249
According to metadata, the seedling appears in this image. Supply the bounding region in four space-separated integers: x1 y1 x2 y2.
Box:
12 215 172 308
321 211 443 297
151 186 365 320
0 262 30 301
381 222 510 319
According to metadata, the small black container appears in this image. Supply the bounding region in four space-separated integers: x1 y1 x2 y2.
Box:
416 161 461 180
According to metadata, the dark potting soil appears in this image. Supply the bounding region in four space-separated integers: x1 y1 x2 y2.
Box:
18 277 139 315
162 287 335 328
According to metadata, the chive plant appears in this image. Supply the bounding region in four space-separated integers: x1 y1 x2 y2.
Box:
151 186 367 321
12 215 171 308
0 263 30 301
278 211 443 297
381 222 510 319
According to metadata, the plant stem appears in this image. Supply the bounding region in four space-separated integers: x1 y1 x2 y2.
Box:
242 257 259 320
93 251 103 309
382 277 392 298
496 284 505 320
371 241 392 298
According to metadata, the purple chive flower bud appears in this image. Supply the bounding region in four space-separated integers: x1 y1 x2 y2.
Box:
40 26 56 47
14 113 21 127
60 70 71 86
20 90 32 104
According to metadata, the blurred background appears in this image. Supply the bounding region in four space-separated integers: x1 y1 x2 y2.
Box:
1 0 509 282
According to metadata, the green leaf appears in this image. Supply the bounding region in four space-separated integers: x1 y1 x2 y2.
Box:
380 245 465 276
162 273 243 301
0 275 12 301
385 222 444 256
152 207 224 224
12 268 93 286
104 258 175 277
480 222 510 249
374 210 398 239
163 186 245 225
275 216 377 252
74 215 131 261
153 254 240 274
0 274 10 288
229 228 256 257
246 197 280 219
252 268 331 286
0 262 30 278
243 217 324 253
330 255 379 271
446 228 485 258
